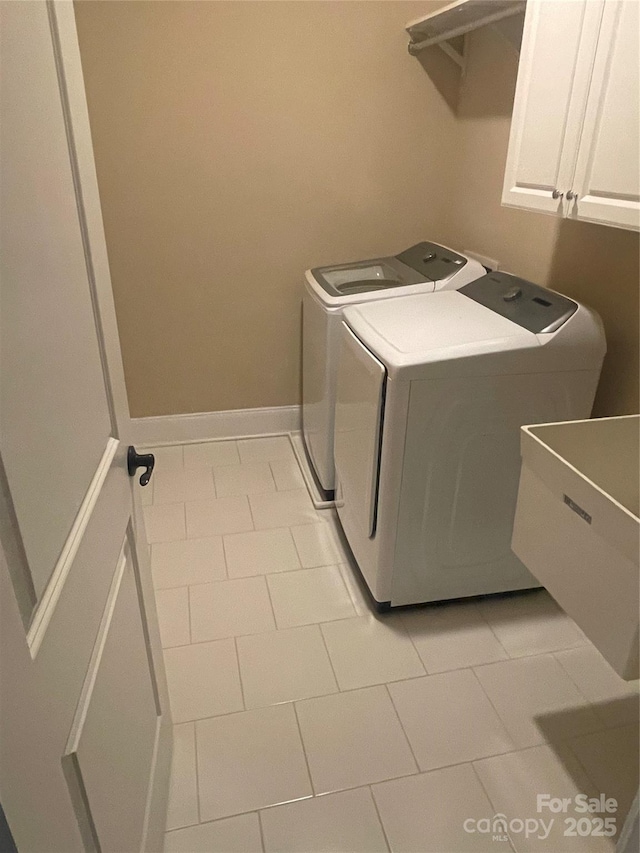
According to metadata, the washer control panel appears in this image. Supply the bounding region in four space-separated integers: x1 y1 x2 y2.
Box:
460 272 578 334
395 241 468 282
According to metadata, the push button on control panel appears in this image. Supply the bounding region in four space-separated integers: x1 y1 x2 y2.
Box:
503 287 522 302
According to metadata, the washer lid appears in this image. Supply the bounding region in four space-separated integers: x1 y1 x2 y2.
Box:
309 242 469 297
343 291 538 379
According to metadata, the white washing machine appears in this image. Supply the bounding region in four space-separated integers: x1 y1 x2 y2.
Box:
334 271 606 610
302 242 485 499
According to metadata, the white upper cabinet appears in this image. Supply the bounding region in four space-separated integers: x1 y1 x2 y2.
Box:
570 1 640 230
502 0 639 232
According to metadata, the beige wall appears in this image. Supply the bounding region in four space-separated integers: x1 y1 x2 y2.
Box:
438 25 639 417
74 0 454 417
75 2 639 419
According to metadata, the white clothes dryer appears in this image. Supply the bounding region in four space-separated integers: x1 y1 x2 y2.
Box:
302 242 485 499
334 271 606 610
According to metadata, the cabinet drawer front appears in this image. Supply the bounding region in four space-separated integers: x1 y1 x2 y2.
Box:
502 0 604 214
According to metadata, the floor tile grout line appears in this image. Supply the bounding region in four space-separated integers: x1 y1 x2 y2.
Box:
173 770 460 838
468 760 518 853
262 572 280 632
469 643 591 670
468 665 518 749
165 811 265 846
282 525 303 572
228 519 332 538
150 435 288 451
165 662 531 716
317 623 342 692
216 559 351 584
336 562 369 616
246 491 258 533
367 785 392 853
210 464 218 501
289 521 346 569
171 727 629 831
233 636 247 712
156 550 358 589
469 655 608 751
183 439 241 468
183 730 623 821
191 721 202 825
291 701 316 796
186 584 193 645
288 522 305 568
550 649 629 720
265 460 278 493
474 599 516 660
269 458 306 493
304 766 424 799
161 624 365 652
162 616 604 687
392 614 428 677
471 649 603 702
256 809 267 852
475 593 590 659
145 498 187 509
161 631 604 702
383 683 421 774
563 727 633 814
219 535 230 581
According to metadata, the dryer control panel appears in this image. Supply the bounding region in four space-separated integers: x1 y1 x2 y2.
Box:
460 272 578 334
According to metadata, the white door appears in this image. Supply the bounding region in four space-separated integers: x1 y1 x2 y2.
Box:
501 0 604 215
0 3 171 851
570 0 640 231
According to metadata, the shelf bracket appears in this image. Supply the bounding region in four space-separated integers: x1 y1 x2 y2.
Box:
437 39 466 70
408 35 466 72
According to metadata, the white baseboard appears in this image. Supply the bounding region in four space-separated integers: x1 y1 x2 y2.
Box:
131 405 301 447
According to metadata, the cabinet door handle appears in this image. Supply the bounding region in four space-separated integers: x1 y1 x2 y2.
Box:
566 190 577 201
552 189 564 199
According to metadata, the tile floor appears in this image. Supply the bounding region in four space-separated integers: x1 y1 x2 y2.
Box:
143 436 640 853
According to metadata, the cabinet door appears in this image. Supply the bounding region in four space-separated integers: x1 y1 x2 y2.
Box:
502 0 604 215
570 1 640 231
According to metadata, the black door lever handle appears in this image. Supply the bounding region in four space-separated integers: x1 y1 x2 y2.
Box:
127 446 155 487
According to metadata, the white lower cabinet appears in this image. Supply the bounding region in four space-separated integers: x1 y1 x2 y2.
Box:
502 0 639 232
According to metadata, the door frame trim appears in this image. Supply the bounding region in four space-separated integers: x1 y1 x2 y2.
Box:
48 0 132 441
